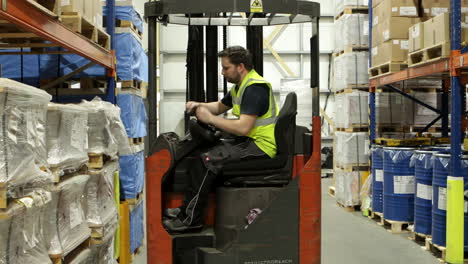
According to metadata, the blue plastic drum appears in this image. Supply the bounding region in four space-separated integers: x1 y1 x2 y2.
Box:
371 145 384 213
383 147 416 222
412 150 435 235
432 153 468 248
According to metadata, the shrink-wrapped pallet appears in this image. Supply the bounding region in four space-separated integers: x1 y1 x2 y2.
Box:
0 78 53 198
85 161 119 230
46 103 89 176
334 132 369 167
279 79 312 129
49 174 91 256
334 91 369 128
333 52 369 91
334 14 369 52
375 92 409 125
88 227 118 264
335 169 368 206
334 0 368 16
0 190 53 264
407 92 442 126
80 97 130 159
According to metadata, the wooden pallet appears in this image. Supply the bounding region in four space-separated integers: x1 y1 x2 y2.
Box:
336 126 369 132
333 45 369 57
425 238 468 263
88 153 110 169
382 218 411 234
335 6 369 20
61 13 98 43
103 18 144 39
409 232 430 246
28 0 61 17
408 42 450 68
368 210 384 225
49 164 89 183
336 201 361 212
128 137 145 146
125 191 144 206
373 137 433 147
328 186 336 198
369 62 408 78
410 126 445 133
60 12 110 50
50 236 91 264
0 182 6 209
335 166 370 174
117 80 148 99
41 77 108 90
334 85 369 94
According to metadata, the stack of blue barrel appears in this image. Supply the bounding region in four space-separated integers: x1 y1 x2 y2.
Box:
372 144 468 252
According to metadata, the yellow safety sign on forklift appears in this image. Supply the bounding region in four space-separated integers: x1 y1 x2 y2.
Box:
250 0 263 13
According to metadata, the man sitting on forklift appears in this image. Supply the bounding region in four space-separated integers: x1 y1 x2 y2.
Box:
163 45 279 232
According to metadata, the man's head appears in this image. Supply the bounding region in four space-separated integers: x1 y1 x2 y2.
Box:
218 46 253 84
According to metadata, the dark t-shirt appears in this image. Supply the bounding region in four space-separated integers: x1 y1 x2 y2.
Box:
221 84 270 116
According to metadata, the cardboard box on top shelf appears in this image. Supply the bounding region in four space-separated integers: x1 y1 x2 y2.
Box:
371 40 409 67
372 16 421 47
372 0 384 8
422 0 468 18
409 22 424 52
373 0 419 22
83 0 94 23
61 0 84 14
95 0 103 28
423 12 468 48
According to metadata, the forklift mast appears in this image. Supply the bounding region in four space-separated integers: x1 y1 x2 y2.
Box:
145 1 321 263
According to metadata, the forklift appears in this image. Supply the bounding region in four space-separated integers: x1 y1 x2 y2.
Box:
144 1 321 263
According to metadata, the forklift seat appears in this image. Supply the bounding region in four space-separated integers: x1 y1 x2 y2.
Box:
222 92 297 186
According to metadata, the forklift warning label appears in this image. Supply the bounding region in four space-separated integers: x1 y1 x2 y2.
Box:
250 0 263 13
244 260 293 264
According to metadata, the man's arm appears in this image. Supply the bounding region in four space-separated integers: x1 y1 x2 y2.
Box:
195 107 256 136
186 101 231 116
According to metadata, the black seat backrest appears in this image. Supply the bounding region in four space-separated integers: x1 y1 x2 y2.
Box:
275 92 297 158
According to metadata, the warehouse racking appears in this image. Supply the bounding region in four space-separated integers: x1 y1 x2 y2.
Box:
369 0 467 262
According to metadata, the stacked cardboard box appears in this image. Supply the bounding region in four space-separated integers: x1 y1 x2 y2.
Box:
371 0 421 67
61 0 103 28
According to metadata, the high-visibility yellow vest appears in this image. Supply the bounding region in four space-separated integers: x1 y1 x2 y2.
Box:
230 70 278 158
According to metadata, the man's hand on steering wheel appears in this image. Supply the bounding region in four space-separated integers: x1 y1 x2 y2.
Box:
186 101 201 114
195 106 213 125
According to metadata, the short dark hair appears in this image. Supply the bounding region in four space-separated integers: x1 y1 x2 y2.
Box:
217 46 253 70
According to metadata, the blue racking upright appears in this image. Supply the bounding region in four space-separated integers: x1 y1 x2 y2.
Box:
368 0 467 262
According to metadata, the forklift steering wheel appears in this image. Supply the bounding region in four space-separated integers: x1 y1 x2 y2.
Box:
188 119 219 143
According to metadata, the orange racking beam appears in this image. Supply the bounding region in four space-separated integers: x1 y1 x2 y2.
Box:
0 0 115 70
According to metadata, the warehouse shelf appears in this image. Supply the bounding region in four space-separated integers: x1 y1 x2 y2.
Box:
0 0 117 103
0 0 115 70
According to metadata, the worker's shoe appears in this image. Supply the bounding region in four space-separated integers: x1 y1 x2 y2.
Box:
163 207 181 219
163 218 203 232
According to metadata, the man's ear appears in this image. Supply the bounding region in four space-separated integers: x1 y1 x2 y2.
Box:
238 63 246 72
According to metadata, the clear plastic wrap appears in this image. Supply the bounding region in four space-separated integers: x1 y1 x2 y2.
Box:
406 92 442 126
279 78 312 129
55 174 91 256
117 94 148 138
80 97 130 159
335 168 365 206
375 92 410 125
334 14 369 52
333 52 369 91
334 0 368 15
334 91 369 128
130 201 144 253
85 161 119 228
88 227 118 264
68 248 92 264
0 189 53 264
360 173 373 211
334 132 369 167
47 103 89 176
119 151 145 200
410 150 435 170
0 78 53 198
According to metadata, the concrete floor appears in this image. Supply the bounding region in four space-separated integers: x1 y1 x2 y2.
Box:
133 178 441 264
322 177 439 264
